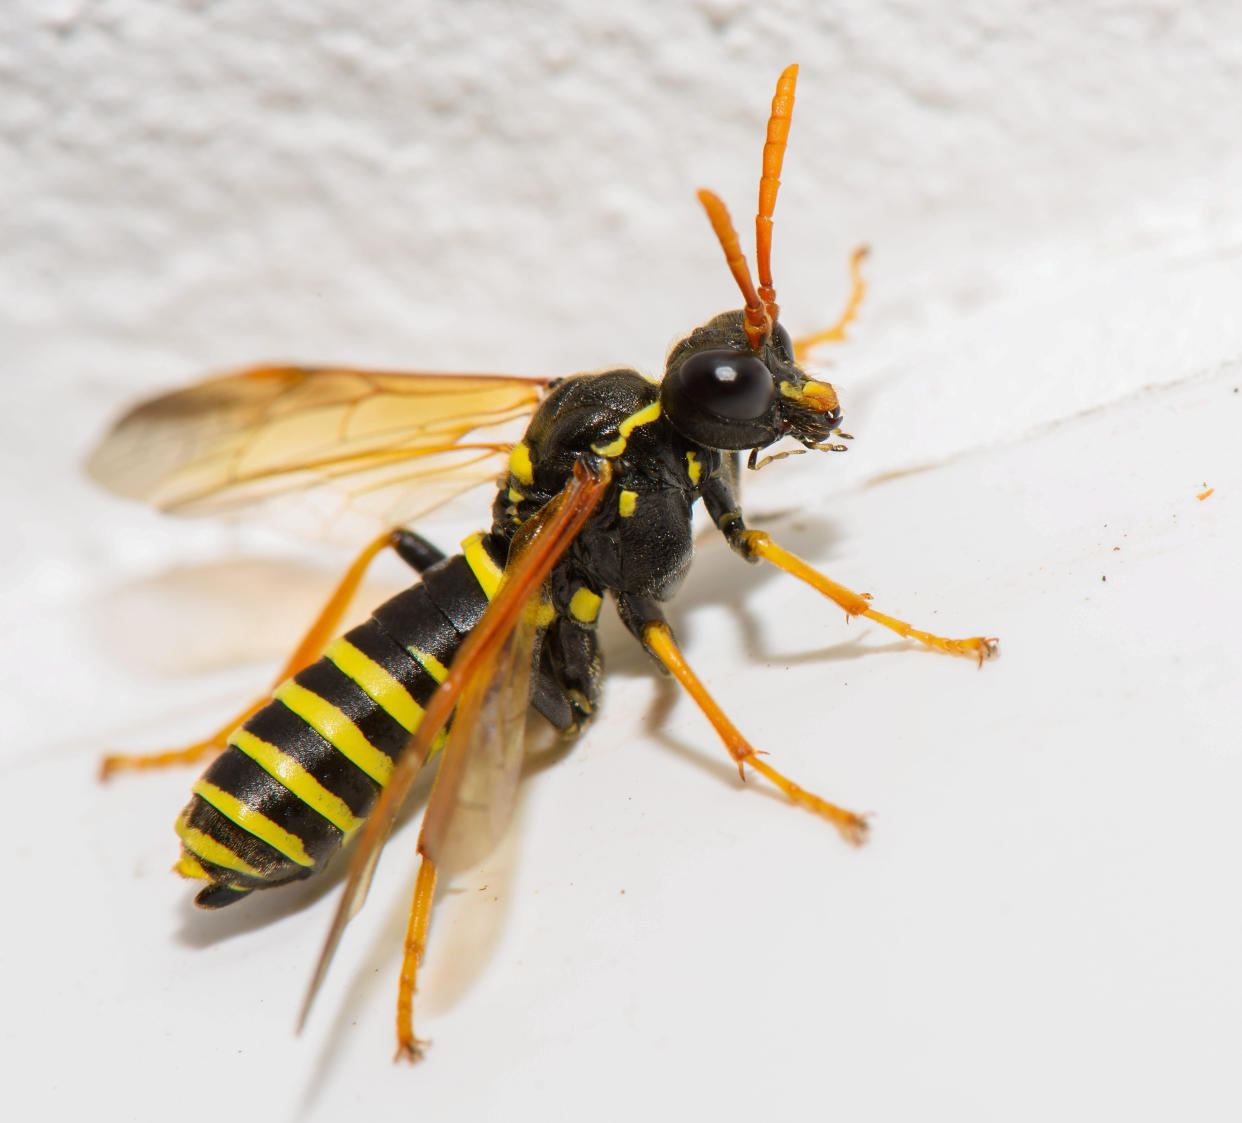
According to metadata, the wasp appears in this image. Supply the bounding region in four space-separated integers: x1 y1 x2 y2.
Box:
91 65 997 1061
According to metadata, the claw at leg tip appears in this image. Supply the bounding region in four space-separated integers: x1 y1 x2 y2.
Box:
841 814 871 848
394 1038 430 1065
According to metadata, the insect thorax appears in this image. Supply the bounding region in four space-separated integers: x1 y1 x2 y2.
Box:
491 369 718 603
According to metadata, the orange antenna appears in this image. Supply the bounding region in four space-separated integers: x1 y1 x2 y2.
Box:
756 63 798 326
698 188 769 351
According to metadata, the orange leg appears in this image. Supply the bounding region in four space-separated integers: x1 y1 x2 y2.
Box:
99 527 415 780
741 530 998 664
643 621 868 846
792 246 869 361
395 855 439 1063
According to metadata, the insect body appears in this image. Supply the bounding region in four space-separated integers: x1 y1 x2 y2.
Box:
93 65 996 1059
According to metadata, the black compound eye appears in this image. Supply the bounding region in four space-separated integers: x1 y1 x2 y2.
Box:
677 349 774 420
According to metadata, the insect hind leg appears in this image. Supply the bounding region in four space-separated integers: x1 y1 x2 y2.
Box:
616 593 868 846
99 526 446 780
395 854 438 1062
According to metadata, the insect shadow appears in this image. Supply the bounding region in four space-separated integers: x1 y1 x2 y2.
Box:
607 502 901 682
601 504 911 802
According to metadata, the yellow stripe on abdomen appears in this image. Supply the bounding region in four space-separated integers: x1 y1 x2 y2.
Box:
462 532 504 600
187 781 314 868
173 848 211 882
325 638 425 733
175 813 265 878
229 727 362 836
274 680 394 786
408 646 449 683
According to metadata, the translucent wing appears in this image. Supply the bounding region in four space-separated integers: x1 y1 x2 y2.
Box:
298 459 613 1029
87 366 549 535
417 589 539 875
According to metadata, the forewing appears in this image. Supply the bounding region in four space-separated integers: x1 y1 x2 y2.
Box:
87 366 548 534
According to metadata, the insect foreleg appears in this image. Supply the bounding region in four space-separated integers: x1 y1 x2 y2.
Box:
616 594 868 846
699 472 995 663
738 531 999 664
99 527 447 780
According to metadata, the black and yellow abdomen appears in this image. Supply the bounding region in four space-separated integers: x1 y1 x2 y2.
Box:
175 538 504 908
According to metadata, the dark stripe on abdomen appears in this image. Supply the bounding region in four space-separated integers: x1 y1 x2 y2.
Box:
292 659 412 759
244 700 378 820
176 545 498 908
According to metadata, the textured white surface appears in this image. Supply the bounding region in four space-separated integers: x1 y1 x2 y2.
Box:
4 3 1242 1121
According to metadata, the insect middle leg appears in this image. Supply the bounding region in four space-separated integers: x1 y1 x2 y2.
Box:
616 594 868 846
99 528 448 779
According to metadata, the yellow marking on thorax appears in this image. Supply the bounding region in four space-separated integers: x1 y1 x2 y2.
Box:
685 450 702 485
568 587 603 623
591 400 662 458
507 486 524 504
325 637 424 733
509 442 534 486
536 600 557 628
190 780 314 867
275 681 393 785
462 532 503 600
176 813 265 878
620 400 662 437
592 436 626 457
229 727 362 836
618 490 638 518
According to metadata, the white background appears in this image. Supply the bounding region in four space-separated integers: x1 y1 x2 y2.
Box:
4 2 1241 1120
